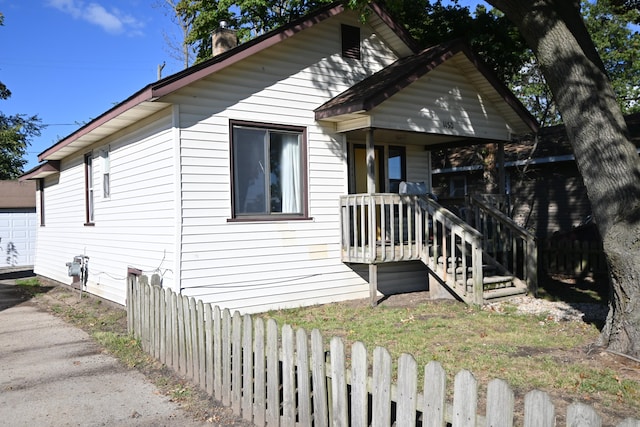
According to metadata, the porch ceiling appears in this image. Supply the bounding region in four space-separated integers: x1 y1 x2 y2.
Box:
345 128 465 147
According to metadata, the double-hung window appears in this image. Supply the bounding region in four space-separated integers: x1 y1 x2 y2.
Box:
231 122 306 219
84 152 94 225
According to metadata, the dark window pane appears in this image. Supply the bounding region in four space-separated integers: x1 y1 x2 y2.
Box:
234 127 267 214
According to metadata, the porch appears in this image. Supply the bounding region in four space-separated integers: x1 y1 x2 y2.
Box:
340 193 537 306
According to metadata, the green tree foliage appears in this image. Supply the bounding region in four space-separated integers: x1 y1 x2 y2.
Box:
0 13 43 179
584 0 640 114
177 0 336 62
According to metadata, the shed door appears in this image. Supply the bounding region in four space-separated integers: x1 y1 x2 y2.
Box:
0 209 37 267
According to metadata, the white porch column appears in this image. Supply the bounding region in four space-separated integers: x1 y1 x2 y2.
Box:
366 128 378 306
366 128 376 194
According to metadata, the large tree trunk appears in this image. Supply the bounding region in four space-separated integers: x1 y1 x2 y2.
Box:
487 0 640 357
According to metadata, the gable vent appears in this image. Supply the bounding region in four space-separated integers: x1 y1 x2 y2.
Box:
341 24 361 60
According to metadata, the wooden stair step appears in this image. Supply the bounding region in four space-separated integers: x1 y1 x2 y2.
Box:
482 275 514 285
482 284 528 302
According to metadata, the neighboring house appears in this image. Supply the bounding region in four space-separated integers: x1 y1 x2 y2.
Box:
432 113 640 239
21 1 537 312
0 180 37 267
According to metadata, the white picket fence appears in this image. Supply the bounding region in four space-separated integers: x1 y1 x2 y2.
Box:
126 274 639 427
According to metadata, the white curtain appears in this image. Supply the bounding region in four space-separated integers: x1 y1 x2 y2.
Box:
280 134 301 213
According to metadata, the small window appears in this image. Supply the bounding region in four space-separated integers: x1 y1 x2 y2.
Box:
341 24 360 60
101 146 110 198
231 122 306 219
84 152 94 224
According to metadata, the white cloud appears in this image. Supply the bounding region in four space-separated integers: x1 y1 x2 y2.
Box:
46 0 144 35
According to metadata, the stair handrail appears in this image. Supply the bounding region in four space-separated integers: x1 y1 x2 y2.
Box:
418 195 485 305
468 194 538 294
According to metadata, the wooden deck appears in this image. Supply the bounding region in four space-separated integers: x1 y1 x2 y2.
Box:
340 193 534 305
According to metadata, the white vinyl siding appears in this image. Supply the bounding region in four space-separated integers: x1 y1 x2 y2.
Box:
34 109 177 304
370 57 515 141
173 12 400 312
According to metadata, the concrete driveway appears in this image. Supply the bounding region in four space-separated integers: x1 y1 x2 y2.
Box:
0 268 218 427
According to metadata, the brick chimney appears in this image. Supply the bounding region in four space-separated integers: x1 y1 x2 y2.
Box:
212 22 238 56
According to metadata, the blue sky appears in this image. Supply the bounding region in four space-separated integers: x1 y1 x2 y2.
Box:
1 0 482 172
1 0 186 171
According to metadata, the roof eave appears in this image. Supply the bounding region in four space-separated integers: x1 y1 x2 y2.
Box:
38 86 156 161
38 2 349 162
20 160 61 180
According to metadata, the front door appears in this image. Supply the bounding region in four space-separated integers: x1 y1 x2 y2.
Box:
352 145 384 193
350 144 406 194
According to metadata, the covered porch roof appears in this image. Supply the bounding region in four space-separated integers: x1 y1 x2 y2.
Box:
314 39 539 145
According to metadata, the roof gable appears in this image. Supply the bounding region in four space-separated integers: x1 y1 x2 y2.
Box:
314 39 538 136
37 1 417 163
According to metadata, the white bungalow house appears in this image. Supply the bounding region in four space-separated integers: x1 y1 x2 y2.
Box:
22 1 538 313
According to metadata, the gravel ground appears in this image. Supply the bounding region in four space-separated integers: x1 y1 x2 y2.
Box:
484 295 609 322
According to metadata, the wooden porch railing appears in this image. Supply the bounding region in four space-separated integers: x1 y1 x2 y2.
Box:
468 194 538 295
340 194 427 264
340 194 485 305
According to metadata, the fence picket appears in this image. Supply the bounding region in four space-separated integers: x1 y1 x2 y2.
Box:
524 390 554 427
242 314 253 423
453 370 477 427
153 285 160 359
423 361 446 427
296 328 312 427
282 325 296 426
142 281 150 352
159 288 167 365
397 354 418 427
372 346 392 427
149 282 155 357
169 290 178 372
204 303 213 396
311 329 328 427
567 402 601 427
186 297 196 380
330 336 348 427
126 275 134 334
126 278 639 427
351 341 368 427
232 311 242 414
486 379 513 427
266 319 279 427
197 300 206 389
222 309 232 406
253 318 266 426
213 305 222 400
176 293 186 376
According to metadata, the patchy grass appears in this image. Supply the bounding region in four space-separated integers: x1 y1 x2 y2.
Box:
261 297 640 423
